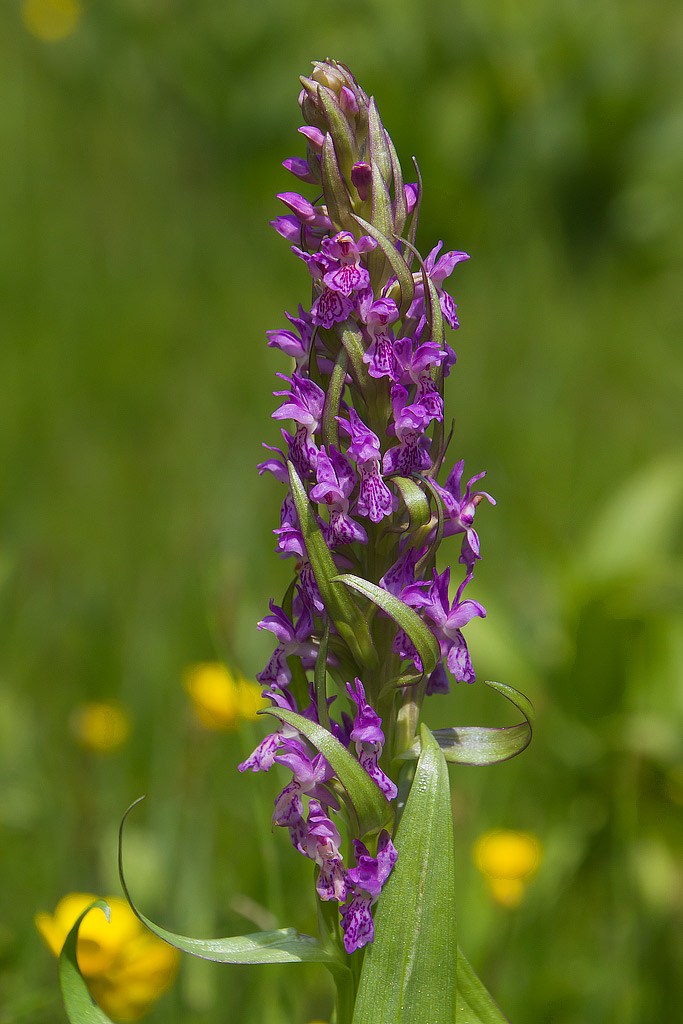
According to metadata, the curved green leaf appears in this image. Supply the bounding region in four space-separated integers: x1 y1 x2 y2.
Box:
322 132 355 233
117 801 347 974
259 707 392 837
59 901 115 1024
397 680 534 766
317 85 356 179
414 476 445 579
314 617 332 730
404 156 422 254
333 573 440 679
390 475 431 531
334 317 374 396
352 213 414 316
322 346 348 450
289 462 378 670
352 725 456 1024
387 134 408 238
367 97 392 185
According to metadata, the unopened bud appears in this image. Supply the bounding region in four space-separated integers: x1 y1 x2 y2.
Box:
311 64 345 93
298 125 325 154
351 162 372 201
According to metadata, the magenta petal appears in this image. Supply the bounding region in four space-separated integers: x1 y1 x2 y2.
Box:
340 893 374 953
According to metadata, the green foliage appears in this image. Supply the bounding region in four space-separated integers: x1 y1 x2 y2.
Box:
400 680 534 766
353 725 458 1024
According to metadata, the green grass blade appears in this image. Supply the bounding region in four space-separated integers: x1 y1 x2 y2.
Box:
352 724 456 1024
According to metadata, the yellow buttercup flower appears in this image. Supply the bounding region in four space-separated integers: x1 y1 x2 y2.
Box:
184 662 266 731
473 830 542 908
35 894 179 1021
21 0 82 41
70 702 132 753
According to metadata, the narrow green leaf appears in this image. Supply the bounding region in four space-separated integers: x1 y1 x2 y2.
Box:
334 317 373 396
117 801 348 975
317 85 357 179
387 134 408 238
367 97 392 185
288 462 378 670
322 133 355 233
314 617 332 731
397 680 534 766
352 213 414 316
404 156 422 254
415 476 445 579
333 573 440 680
322 346 349 451
353 725 456 1024
455 947 510 1023
259 707 392 837
59 902 115 1024
390 475 431 531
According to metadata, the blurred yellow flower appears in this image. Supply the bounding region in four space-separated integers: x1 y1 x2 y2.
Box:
183 662 266 731
473 829 542 908
35 893 179 1021
70 702 132 753
21 0 82 41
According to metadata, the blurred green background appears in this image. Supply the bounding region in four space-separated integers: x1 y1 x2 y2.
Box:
1 0 682 1022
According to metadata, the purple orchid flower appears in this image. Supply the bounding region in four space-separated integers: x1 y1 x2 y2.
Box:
266 305 315 368
320 231 376 297
340 408 394 523
359 295 401 381
340 831 398 953
382 385 433 477
282 156 318 185
393 335 446 422
404 568 486 682
310 287 356 329
305 800 351 902
310 445 368 547
433 460 496 572
271 372 325 478
256 600 318 688
347 678 397 801
237 688 301 774
408 242 469 331
276 192 333 234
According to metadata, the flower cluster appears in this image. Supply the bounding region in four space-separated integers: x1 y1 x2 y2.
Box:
240 60 494 955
